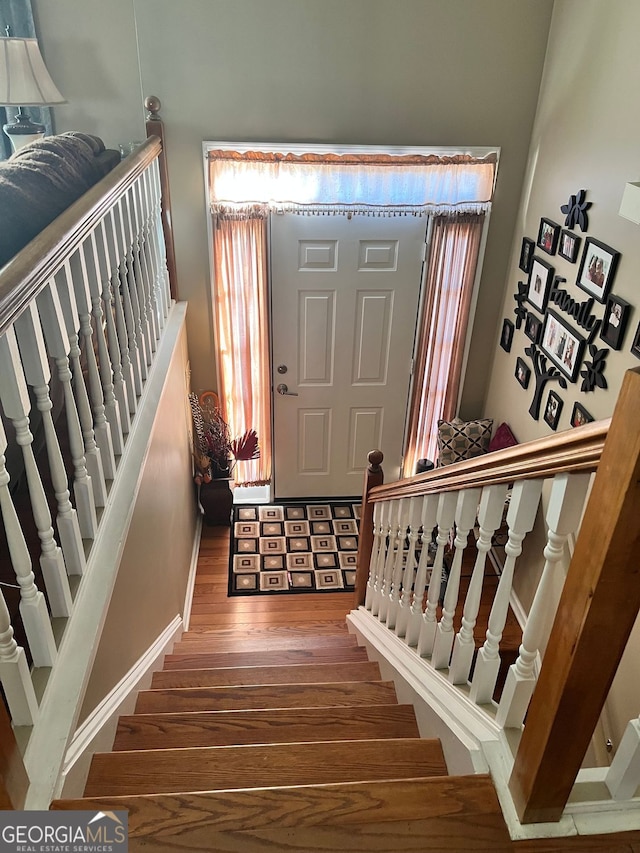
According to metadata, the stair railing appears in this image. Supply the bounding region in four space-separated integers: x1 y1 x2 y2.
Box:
354 366 640 827
0 102 176 805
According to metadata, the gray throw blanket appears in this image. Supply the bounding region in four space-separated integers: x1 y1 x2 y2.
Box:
0 131 121 268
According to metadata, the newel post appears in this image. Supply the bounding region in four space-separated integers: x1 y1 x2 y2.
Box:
355 450 384 606
0 699 28 809
144 95 178 301
509 367 640 823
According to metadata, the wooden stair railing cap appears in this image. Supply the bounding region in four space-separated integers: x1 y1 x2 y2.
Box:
368 418 609 502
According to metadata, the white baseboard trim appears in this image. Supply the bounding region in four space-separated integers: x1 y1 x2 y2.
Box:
183 515 203 631
60 615 183 797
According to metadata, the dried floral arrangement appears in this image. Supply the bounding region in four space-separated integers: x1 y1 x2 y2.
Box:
188 391 259 484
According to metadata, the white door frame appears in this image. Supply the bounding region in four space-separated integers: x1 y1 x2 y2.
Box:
203 141 498 487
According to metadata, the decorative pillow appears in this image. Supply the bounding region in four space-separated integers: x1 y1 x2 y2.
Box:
488 422 518 453
436 418 493 467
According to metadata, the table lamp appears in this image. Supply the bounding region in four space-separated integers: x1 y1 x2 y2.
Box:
0 30 66 153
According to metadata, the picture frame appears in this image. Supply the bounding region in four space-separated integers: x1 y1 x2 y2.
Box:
600 295 631 350
558 229 581 263
576 237 620 303
537 218 561 255
519 237 535 273
630 320 640 361
500 318 514 353
543 390 563 431
571 401 594 428
540 309 585 382
524 312 542 344
515 357 531 389
526 256 554 314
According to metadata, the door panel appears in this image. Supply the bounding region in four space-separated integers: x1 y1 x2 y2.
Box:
271 213 425 498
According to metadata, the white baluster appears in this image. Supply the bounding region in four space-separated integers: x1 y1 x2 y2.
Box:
606 718 640 800
0 417 57 666
405 493 439 647
55 263 108 508
83 229 124 451
496 472 591 728
137 174 161 349
105 208 137 415
417 491 457 657
140 166 165 331
113 200 144 396
0 587 39 726
149 159 172 316
14 303 86 577
377 500 401 623
95 219 132 431
129 175 158 353
449 483 508 685
70 246 117 480
37 282 98 540
364 502 383 611
395 496 422 637
0 328 73 617
431 488 482 670
386 499 411 630
119 194 150 377
470 479 543 705
126 184 154 365
370 501 391 617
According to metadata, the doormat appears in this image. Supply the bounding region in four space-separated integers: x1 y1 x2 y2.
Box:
229 501 361 596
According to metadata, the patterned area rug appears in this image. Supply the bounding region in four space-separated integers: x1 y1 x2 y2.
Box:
229 501 361 596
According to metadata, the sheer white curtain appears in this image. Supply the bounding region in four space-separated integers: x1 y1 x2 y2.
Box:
211 210 272 486
404 214 486 475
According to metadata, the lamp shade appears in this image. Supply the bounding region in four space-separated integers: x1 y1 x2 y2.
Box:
0 37 66 106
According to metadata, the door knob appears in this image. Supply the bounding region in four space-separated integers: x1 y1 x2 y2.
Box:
276 383 298 396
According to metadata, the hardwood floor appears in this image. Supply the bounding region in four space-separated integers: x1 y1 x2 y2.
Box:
190 524 356 630
191 523 523 678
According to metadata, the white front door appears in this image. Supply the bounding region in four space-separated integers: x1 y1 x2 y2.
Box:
271 212 426 498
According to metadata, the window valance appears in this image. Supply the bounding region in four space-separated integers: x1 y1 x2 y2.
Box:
208 149 497 217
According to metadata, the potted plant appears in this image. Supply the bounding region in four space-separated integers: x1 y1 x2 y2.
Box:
188 391 260 523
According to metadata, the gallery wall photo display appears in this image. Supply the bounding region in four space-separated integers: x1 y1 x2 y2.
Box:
576 237 620 303
519 237 535 273
631 320 640 361
600 295 631 350
500 318 514 352
526 256 554 314
571 402 594 427
543 390 563 431
540 309 585 382
537 218 561 255
558 229 581 263
524 312 542 344
515 357 531 389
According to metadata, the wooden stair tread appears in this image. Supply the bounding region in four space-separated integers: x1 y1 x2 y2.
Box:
53 775 512 851
113 704 420 750
181 620 349 638
172 633 360 654
151 661 381 689
135 680 398 714
83 738 448 797
163 645 370 670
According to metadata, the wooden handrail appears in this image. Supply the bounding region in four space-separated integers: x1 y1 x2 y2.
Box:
145 95 178 301
367 418 609 502
0 137 162 338
509 367 640 823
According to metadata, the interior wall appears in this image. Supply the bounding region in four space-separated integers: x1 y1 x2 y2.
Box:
79 322 197 723
483 0 640 439
33 0 553 410
482 0 640 755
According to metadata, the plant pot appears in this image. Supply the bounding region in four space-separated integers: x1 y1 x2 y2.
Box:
198 478 233 526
